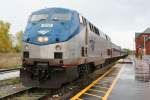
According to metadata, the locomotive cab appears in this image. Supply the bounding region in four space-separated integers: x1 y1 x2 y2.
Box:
21 8 81 88
20 8 124 89
23 8 80 65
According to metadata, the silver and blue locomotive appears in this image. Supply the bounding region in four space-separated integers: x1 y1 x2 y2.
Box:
21 8 125 88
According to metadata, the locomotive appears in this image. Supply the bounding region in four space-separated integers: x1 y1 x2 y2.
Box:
21 8 125 88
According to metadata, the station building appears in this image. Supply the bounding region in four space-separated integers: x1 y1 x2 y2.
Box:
135 28 150 57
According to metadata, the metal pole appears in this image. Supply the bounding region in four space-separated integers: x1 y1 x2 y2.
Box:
143 35 146 55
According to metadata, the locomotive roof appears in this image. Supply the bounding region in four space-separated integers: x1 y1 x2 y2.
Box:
32 7 77 15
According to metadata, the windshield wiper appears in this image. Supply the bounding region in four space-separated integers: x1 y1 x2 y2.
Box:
38 19 46 22
52 18 59 21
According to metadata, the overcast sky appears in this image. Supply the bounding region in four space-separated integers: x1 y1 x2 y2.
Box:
0 0 150 49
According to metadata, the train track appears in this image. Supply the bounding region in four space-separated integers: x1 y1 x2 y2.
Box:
0 68 20 81
70 63 124 100
0 63 117 100
0 60 125 100
0 87 54 100
0 68 20 74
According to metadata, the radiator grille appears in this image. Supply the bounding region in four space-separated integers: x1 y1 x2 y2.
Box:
23 51 29 58
54 52 63 59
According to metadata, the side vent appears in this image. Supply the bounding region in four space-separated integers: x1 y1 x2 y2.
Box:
23 51 29 58
85 48 87 55
107 49 111 56
54 52 63 59
81 47 85 57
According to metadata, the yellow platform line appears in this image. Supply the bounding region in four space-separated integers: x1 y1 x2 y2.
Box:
96 83 106 86
93 85 108 90
102 65 125 100
89 89 106 94
96 83 110 87
98 80 110 83
84 93 102 98
104 77 114 81
96 81 112 85
70 66 115 100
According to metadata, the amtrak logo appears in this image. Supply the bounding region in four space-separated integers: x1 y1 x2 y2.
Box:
37 30 49 35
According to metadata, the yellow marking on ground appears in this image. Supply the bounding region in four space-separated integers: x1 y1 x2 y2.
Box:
96 78 115 85
70 66 115 100
89 89 106 94
95 83 103 85
101 79 110 82
96 80 110 84
95 83 109 88
95 83 109 87
102 65 125 100
93 85 108 90
84 93 102 98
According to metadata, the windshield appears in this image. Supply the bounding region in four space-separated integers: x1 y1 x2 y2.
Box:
30 14 48 22
30 13 72 22
51 13 72 21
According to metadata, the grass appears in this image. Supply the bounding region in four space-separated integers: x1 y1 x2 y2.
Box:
0 53 22 69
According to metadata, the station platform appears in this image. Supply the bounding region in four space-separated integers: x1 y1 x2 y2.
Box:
70 56 150 100
108 58 150 100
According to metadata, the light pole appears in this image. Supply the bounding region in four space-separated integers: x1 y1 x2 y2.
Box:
143 35 146 55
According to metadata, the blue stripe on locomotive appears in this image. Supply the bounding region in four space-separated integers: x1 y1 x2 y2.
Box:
23 8 80 45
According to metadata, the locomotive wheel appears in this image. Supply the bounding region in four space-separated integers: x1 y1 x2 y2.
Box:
78 64 92 77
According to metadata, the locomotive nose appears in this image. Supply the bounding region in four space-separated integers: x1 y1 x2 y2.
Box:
25 22 68 45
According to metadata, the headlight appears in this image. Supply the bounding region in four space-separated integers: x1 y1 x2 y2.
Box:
25 45 29 51
37 37 43 42
55 45 62 51
43 37 48 42
37 36 48 42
